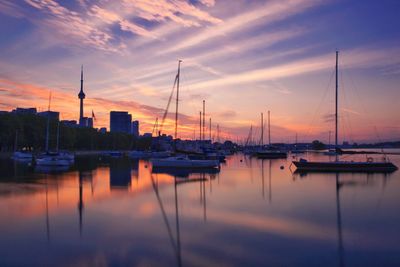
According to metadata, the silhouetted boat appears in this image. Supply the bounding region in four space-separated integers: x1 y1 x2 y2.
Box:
36 96 74 167
11 131 33 161
151 156 219 169
256 111 287 159
256 150 287 159
293 158 397 172
293 51 397 172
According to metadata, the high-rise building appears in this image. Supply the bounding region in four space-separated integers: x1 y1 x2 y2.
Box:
38 111 60 121
131 120 139 137
12 107 37 115
110 111 132 134
78 65 86 127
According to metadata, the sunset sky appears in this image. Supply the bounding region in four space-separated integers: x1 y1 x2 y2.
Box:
0 0 399 143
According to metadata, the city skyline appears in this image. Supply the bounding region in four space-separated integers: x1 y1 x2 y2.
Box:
0 0 399 143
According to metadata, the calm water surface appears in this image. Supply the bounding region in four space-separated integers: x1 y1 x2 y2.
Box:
1 152 399 267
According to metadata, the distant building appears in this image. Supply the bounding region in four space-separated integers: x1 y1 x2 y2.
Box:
110 111 132 134
38 111 60 121
99 127 107 134
77 116 93 128
12 107 37 115
131 120 139 137
87 117 93 128
61 120 78 127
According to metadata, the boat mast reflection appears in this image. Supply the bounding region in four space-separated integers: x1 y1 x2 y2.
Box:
336 173 345 267
261 159 272 202
151 172 212 267
45 174 51 242
151 175 182 267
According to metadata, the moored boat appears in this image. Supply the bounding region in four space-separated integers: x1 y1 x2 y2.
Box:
292 51 398 172
151 156 219 168
293 158 397 172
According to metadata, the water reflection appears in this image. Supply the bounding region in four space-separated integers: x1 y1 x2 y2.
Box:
0 152 399 266
109 159 132 190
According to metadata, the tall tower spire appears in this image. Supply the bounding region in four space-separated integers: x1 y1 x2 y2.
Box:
78 65 85 125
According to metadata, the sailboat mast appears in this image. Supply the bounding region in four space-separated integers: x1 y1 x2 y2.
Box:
202 100 205 141
199 111 202 140
268 110 271 146
56 121 60 152
335 51 339 152
174 60 182 140
209 117 212 141
261 112 264 146
45 92 52 152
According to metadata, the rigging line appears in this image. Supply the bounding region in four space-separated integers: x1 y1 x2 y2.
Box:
159 74 178 134
343 65 381 141
340 68 355 143
304 68 335 141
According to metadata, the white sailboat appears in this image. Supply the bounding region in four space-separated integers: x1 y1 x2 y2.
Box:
151 61 220 169
36 94 74 167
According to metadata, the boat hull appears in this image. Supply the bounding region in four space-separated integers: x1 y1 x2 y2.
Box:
151 157 219 168
293 161 398 172
256 151 287 159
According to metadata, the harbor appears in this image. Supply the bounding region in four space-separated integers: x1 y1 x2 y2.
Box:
1 0 400 266
1 150 400 266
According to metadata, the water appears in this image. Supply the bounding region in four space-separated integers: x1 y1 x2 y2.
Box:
1 152 399 267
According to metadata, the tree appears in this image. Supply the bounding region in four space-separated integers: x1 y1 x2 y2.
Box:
311 140 326 150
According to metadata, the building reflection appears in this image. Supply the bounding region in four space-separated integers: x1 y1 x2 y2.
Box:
109 159 132 190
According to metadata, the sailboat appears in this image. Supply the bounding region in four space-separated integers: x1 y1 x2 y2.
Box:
11 130 33 161
151 61 219 169
36 94 74 167
291 133 306 154
256 111 287 159
293 51 397 172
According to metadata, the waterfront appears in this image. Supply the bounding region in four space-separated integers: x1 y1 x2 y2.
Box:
0 152 399 267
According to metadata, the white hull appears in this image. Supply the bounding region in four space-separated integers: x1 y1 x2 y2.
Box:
36 155 72 166
151 157 219 168
12 152 33 160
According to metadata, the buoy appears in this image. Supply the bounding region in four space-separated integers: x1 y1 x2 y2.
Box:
240 159 243 162
145 165 148 168
280 166 284 170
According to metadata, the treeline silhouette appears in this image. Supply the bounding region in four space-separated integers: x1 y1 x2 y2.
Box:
0 113 151 152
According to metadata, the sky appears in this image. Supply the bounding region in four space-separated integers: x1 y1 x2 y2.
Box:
0 0 399 143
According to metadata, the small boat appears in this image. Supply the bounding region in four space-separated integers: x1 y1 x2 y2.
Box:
151 156 220 168
11 131 33 161
293 158 397 172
